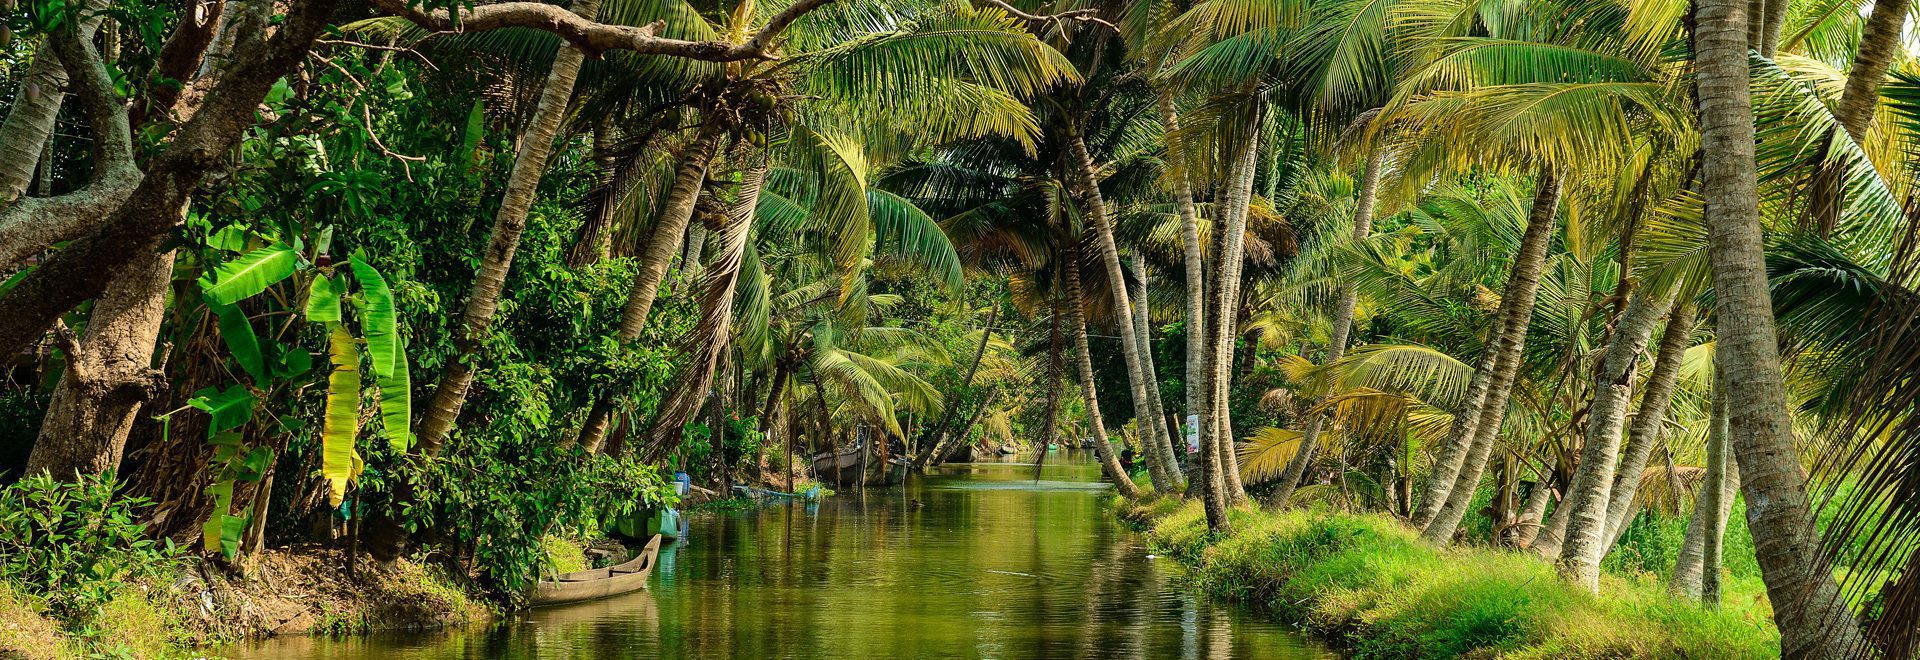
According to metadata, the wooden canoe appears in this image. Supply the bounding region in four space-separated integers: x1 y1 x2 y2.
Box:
529 534 663 607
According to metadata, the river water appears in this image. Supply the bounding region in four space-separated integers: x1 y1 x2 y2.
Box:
237 452 1329 659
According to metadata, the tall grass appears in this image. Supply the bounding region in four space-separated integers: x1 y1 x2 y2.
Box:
1121 500 1779 658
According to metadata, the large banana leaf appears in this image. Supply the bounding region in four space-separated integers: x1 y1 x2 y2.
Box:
305 274 342 323
201 244 299 306
322 324 362 507
208 302 269 385
377 335 412 452
348 256 400 378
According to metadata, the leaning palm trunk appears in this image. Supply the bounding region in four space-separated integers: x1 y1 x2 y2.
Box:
1272 145 1383 507
913 306 997 468
1130 252 1177 475
1068 132 1181 494
1159 89 1208 468
414 0 601 455
1421 168 1561 545
1065 248 1142 498
1695 0 1866 650
1412 302 1507 527
1807 0 1910 235
1556 286 1673 590
641 160 766 458
1597 303 1699 546
26 249 173 477
573 126 723 452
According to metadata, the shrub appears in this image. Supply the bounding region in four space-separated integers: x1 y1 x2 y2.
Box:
0 473 179 623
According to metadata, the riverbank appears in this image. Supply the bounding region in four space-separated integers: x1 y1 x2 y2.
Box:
1116 497 1779 658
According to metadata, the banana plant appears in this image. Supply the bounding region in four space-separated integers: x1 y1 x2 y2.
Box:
181 228 410 558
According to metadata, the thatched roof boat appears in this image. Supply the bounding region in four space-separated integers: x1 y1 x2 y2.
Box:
529 534 663 607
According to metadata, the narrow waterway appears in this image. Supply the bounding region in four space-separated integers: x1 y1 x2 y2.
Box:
239 452 1330 659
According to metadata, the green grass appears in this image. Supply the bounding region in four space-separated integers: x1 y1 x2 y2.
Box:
1128 501 1780 659
0 579 189 659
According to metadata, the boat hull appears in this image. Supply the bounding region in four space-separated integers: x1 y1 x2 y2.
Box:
529 535 663 607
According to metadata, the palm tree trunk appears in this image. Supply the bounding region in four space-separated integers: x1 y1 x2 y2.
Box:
1412 302 1507 527
1510 458 1557 547
641 160 766 456
1159 89 1208 471
567 118 620 267
1556 286 1673 590
1065 247 1142 498
1271 144 1383 507
1209 121 1263 507
1421 168 1561 545
1598 303 1699 546
1068 132 1181 494
1673 376 1738 603
1130 251 1179 476
573 125 723 453
413 0 601 456
1036 308 1064 477
1696 0 1865 650
1807 0 1911 235
913 306 996 468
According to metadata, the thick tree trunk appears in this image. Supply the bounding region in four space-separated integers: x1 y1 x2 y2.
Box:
1556 286 1672 590
1696 0 1865 651
26 249 172 478
1067 132 1181 494
1272 145 1382 507
572 125 723 452
1421 168 1561 545
1509 459 1557 547
1597 303 1699 545
1159 90 1207 467
413 0 602 456
1065 249 1142 498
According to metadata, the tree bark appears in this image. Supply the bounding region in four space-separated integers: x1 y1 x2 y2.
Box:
26 249 173 478
1412 302 1507 527
1598 303 1699 545
1272 144 1382 507
1556 286 1673 590
1695 0 1865 650
1421 168 1561 545
641 159 766 456
1673 374 1738 604
570 124 722 453
1159 89 1207 471
1808 0 1910 235
1067 131 1181 494
412 0 603 456
1065 247 1142 498
1208 120 1263 508
1129 251 1177 475
0 0 112 204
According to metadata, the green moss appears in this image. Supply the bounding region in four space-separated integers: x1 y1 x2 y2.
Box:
541 535 589 575
1133 502 1780 659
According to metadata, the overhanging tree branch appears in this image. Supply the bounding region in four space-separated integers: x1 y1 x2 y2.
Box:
369 0 837 60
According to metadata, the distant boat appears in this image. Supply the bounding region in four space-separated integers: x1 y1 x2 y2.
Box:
812 439 905 486
611 506 685 542
529 534 663 607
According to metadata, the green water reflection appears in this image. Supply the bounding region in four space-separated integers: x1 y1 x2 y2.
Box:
237 453 1331 659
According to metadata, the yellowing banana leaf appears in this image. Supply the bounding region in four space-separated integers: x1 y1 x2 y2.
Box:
348 256 399 377
201 244 299 306
322 324 362 507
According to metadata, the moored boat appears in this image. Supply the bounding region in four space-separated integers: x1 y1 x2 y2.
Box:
529 534 664 607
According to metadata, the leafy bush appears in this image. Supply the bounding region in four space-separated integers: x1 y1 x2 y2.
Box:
0 473 179 622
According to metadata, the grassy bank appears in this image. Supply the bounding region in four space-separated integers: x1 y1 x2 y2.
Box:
1117 498 1779 658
